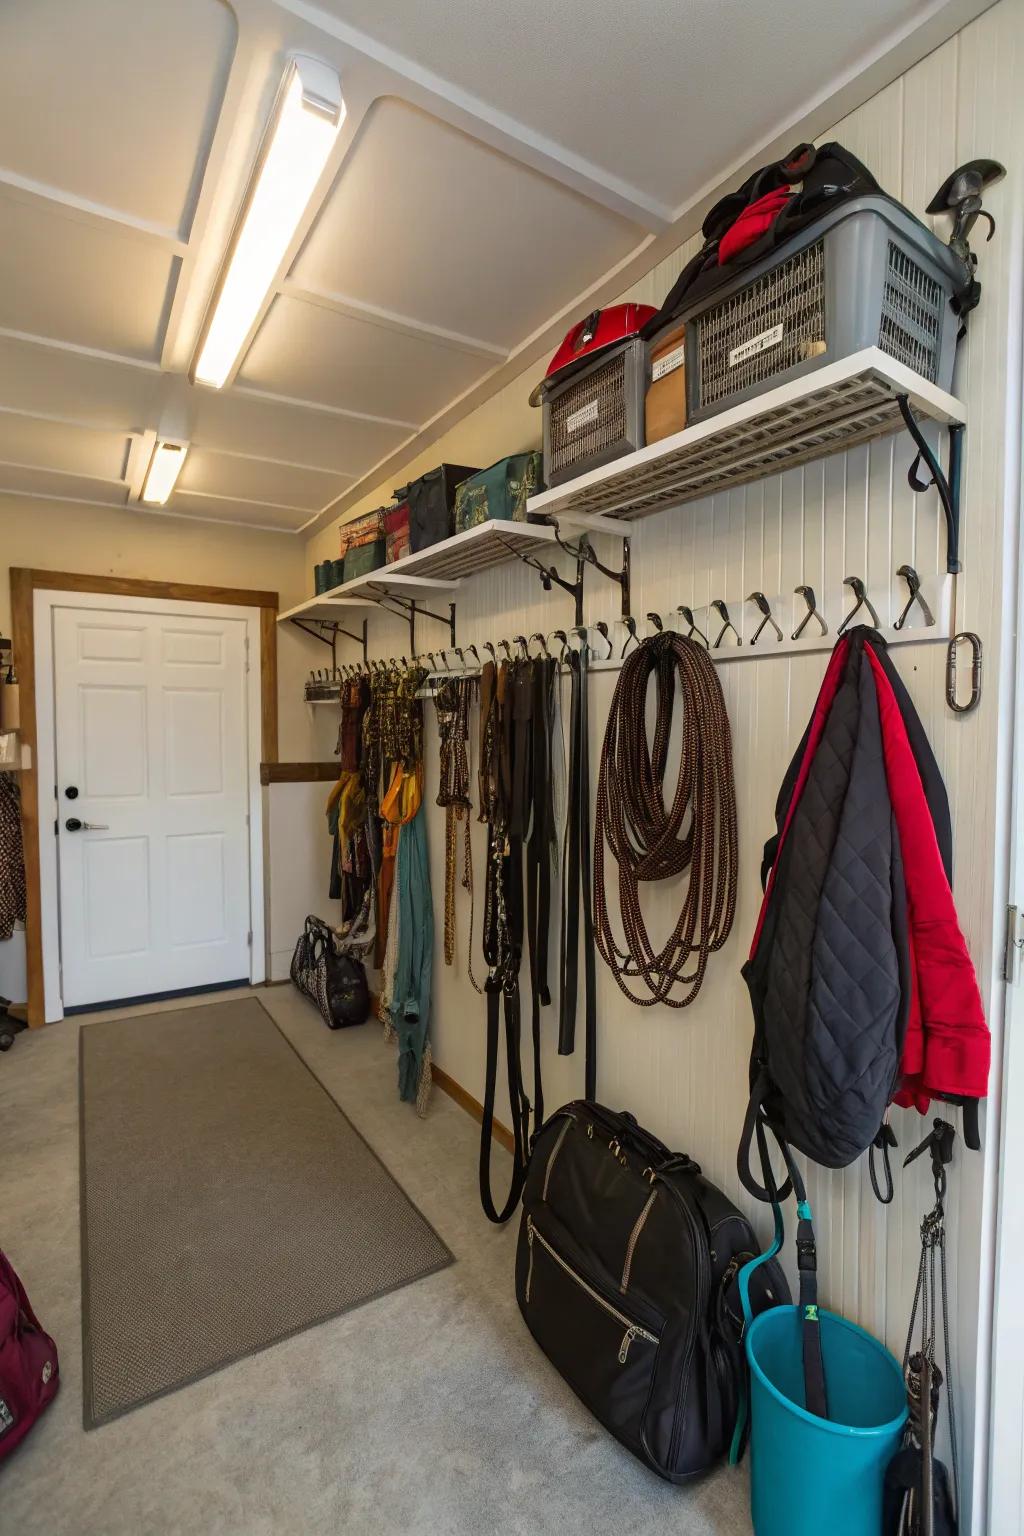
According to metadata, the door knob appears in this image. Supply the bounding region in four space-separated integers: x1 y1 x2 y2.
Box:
64 785 79 799
64 819 109 832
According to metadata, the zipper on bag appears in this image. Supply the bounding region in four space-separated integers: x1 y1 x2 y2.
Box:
542 1117 573 1202
525 1216 659 1364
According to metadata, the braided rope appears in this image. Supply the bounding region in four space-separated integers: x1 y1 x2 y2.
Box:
593 631 738 1007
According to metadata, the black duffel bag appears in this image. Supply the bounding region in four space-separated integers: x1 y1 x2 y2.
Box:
290 915 370 1029
516 1100 789 1481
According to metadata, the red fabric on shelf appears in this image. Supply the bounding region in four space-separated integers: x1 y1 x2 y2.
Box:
718 186 793 265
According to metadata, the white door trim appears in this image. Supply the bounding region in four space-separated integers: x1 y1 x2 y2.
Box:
33 588 266 1022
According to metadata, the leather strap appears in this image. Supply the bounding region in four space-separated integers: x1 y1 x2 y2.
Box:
559 647 597 1097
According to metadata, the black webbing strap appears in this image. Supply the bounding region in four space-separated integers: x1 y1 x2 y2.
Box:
479 969 530 1224
558 646 596 1097
738 1093 828 1420
776 1133 828 1421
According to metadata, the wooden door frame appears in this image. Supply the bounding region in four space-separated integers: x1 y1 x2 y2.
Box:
10 569 279 1026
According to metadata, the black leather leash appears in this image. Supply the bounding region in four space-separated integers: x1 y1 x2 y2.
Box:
559 644 597 1097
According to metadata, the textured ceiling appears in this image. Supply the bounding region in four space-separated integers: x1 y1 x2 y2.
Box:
0 0 986 534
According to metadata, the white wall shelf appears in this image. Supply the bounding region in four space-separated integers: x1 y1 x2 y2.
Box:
278 519 557 625
527 348 966 530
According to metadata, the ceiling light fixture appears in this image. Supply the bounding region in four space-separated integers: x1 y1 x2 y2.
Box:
141 440 188 505
192 56 345 389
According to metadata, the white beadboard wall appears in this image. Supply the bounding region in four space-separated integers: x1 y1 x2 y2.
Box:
301 5 1023 1525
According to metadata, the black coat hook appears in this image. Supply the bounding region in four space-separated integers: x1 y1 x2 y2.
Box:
837 576 880 637
677 605 709 648
646 611 664 632
747 591 783 645
594 621 614 659
711 599 740 650
792 585 828 640
553 629 569 662
530 632 551 657
621 616 639 657
893 564 935 630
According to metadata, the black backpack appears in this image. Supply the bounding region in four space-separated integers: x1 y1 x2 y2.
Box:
643 141 883 329
516 1101 789 1480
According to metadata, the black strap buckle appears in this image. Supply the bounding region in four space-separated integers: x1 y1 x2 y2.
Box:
796 1235 817 1272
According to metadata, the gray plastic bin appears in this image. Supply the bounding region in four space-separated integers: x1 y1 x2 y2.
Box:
683 195 966 423
542 338 646 486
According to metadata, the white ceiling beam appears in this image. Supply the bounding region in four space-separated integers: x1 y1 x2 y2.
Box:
0 168 188 254
0 457 128 487
0 403 143 440
228 378 418 432
189 440 358 481
173 485 317 516
271 0 672 233
0 326 162 375
280 280 508 361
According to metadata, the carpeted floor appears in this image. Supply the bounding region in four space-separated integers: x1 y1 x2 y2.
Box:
0 986 751 1536
79 997 451 1427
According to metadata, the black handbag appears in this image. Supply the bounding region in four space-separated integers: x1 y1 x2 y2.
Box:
395 464 479 552
290 915 370 1030
516 1100 789 1481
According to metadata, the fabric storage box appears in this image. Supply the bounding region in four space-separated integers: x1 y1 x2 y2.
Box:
681 194 965 424
644 320 687 445
339 509 384 556
395 464 479 552
384 502 411 564
453 451 544 532
343 539 386 582
542 339 645 487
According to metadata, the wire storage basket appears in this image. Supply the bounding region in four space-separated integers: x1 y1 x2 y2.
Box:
542 339 646 486
683 196 965 423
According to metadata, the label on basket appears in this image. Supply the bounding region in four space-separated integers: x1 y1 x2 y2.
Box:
564 399 600 435
652 342 686 382
729 323 784 367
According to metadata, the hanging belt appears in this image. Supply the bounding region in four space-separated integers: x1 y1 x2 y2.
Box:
525 658 555 1132
478 661 534 1224
559 645 597 1097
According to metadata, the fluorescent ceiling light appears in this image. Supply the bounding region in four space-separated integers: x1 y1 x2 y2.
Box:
141 440 188 505
193 57 345 389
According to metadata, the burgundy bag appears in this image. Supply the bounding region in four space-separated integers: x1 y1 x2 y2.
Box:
0 1251 59 1460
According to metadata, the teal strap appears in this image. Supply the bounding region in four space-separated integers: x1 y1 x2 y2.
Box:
729 1194 785 1465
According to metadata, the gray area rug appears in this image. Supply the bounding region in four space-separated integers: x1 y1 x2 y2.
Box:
79 996 452 1428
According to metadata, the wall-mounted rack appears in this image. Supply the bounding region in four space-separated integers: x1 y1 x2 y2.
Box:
278 520 564 656
526 348 967 573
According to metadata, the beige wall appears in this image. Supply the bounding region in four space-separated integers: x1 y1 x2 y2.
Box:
0 495 325 757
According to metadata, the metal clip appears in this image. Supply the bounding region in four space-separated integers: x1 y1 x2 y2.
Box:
946 631 982 713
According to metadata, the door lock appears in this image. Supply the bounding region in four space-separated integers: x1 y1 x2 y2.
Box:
64 818 109 832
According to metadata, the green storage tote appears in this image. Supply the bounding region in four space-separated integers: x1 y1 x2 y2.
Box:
454 451 544 533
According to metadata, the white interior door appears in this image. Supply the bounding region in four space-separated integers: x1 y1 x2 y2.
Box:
53 605 252 1007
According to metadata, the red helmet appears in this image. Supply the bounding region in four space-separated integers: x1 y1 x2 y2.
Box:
529 303 657 406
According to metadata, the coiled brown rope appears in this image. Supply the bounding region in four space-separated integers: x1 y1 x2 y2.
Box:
593 631 738 1007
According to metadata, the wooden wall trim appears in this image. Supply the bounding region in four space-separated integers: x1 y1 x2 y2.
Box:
431 1064 515 1155
260 607 278 764
16 570 277 609
260 761 338 784
10 570 43 1030
11 568 279 1026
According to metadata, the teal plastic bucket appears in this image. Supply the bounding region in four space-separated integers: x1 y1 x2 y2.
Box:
746 1305 907 1536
